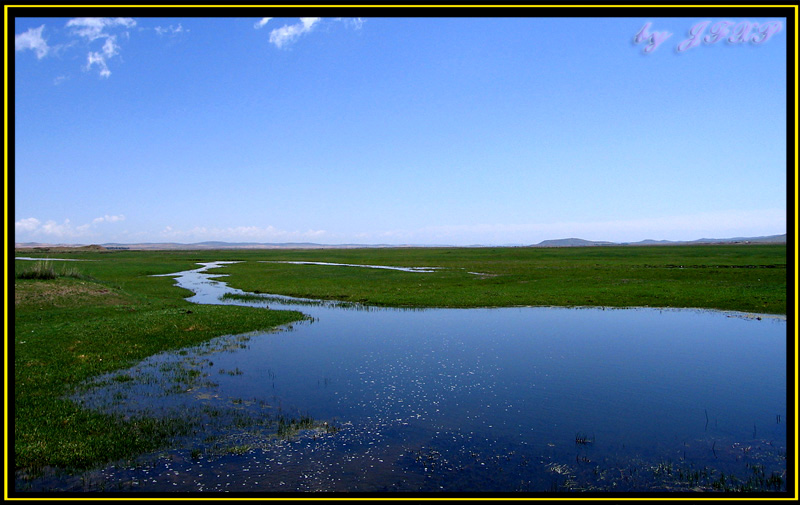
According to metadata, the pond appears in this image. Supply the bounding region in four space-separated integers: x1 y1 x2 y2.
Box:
25 261 788 493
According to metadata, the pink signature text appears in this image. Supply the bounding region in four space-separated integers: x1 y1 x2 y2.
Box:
634 20 782 54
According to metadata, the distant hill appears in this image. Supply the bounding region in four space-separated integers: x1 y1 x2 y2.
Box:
688 234 787 244
535 238 617 247
13 243 108 252
533 234 787 247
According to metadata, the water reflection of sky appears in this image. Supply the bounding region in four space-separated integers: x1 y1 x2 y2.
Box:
55 262 788 493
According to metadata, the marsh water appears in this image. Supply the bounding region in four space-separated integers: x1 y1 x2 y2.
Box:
27 262 787 493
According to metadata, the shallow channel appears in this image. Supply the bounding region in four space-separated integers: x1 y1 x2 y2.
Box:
26 261 788 493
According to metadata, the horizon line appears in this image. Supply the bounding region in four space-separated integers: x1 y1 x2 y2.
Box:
13 232 788 250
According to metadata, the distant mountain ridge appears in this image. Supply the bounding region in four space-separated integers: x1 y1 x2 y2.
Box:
14 234 787 251
532 234 787 247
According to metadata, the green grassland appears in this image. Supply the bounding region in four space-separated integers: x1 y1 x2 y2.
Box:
11 244 788 480
218 244 788 314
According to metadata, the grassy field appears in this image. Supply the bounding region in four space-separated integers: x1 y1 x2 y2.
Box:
216 244 788 315
11 244 788 480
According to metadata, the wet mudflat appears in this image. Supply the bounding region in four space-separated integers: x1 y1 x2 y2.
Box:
21 262 787 493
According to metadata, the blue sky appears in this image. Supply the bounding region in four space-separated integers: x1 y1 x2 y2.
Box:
12 13 788 246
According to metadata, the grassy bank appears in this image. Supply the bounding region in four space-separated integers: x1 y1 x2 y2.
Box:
11 244 787 478
13 254 306 477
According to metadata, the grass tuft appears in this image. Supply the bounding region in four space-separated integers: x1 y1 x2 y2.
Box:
16 260 89 281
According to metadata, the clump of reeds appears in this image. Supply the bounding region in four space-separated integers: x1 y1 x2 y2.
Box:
16 260 58 279
16 260 86 280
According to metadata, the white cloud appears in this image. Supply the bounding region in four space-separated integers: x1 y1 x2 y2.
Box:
254 17 273 29
268 17 321 48
81 36 121 78
92 214 126 224
102 37 119 57
15 218 79 239
15 215 127 240
259 17 363 48
340 17 365 30
17 18 144 80
154 23 186 36
15 217 41 232
40 219 76 237
66 17 136 41
86 51 111 78
65 17 136 78
15 25 49 59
